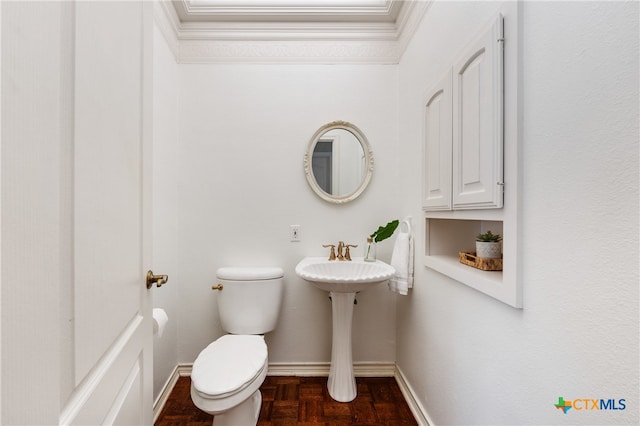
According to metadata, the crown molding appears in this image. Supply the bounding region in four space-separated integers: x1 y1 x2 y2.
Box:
178 39 402 64
174 0 403 23
153 0 430 64
154 0 181 59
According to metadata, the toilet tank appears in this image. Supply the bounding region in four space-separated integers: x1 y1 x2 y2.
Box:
215 267 284 335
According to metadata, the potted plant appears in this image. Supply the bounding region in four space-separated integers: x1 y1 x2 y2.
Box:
475 230 502 259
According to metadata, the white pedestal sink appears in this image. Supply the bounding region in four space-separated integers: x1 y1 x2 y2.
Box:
295 257 395 402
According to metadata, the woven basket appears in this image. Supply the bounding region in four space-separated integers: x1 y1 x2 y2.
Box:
458 252 503 271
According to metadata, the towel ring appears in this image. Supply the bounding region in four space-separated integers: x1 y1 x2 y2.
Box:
400 218 412 235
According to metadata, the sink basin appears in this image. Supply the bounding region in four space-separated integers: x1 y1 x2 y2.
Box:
295 257 395 293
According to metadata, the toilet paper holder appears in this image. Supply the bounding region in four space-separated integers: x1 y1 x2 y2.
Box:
146 270 168 289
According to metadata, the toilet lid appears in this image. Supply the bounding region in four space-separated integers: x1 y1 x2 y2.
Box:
191 335 267 398
216 267 284 280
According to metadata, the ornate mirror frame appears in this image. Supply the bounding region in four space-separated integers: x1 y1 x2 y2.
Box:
304 121 374 204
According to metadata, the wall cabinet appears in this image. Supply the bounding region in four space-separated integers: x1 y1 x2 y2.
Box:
423 15 504 212
422 11 522 308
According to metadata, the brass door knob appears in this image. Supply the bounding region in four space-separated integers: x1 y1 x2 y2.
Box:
146 270 168 289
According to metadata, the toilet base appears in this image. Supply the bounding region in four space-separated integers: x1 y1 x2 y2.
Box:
212 390 262 426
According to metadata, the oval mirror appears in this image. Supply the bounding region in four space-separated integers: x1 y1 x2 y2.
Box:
304 121 373 204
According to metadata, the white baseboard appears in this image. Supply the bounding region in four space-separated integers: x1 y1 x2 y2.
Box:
267 361 396 377
152 364 192 423
153 362 431 425
394 365 434 426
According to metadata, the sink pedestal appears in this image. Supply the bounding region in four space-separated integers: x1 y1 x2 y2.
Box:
327 292 357 402
295 257 396 403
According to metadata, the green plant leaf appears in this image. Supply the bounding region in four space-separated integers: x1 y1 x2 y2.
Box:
475 230 502 242
370 219 399 243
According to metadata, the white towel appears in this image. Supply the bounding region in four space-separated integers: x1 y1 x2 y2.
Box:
388 221 414 295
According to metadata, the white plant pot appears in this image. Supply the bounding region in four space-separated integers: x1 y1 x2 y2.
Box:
476 241 502 259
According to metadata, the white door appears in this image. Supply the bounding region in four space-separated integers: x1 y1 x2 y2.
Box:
422 70 453 211
452 15 504 209
62 2 155 424
61 2 153 425
2 1 155 424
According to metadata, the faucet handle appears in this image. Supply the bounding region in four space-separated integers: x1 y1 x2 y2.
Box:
322 244 337 261
344 244 358 261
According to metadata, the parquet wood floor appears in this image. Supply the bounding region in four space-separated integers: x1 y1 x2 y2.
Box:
155 376 418 426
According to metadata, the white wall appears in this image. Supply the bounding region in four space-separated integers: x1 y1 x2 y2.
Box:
175 64 401 365
397 1 639 424
152 23 180 400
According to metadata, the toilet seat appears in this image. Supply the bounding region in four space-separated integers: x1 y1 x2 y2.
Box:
191 335 268 400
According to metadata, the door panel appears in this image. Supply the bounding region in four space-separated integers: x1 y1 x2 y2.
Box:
423 71 452 211
61 1 153 424
452 15 504 209
73 0 145 383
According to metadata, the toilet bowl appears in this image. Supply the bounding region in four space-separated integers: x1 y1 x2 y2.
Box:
191 335 268 425
190 267 284 426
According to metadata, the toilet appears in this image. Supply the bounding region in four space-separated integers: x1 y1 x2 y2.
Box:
190 267 284 426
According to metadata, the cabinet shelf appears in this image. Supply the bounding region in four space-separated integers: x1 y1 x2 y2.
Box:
424 217 520 308
424 254 502 287
423 209 504 221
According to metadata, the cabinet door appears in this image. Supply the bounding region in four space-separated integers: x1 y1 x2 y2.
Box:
452 15 504 209
422 71 453 211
